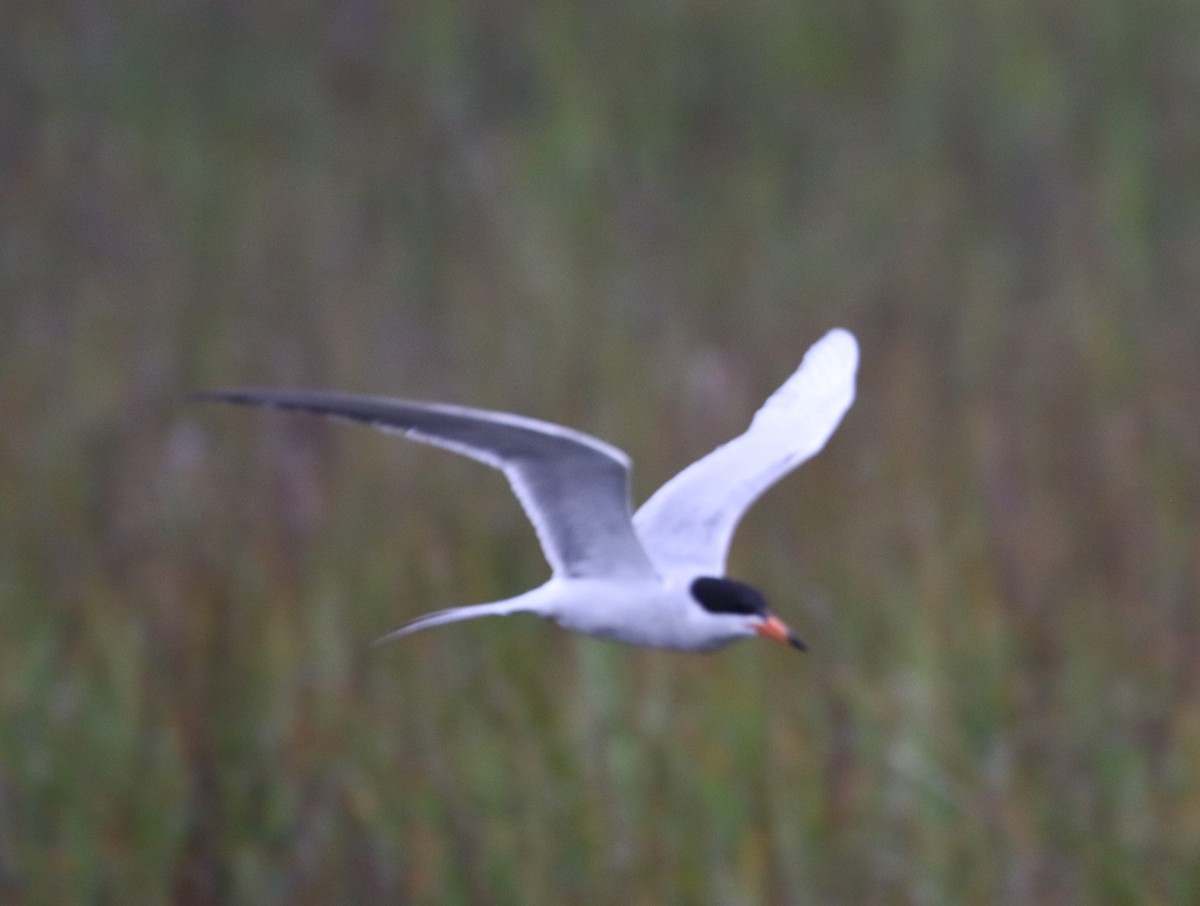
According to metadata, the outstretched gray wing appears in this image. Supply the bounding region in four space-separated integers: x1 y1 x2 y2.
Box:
200 389 658 579
633 328 858 576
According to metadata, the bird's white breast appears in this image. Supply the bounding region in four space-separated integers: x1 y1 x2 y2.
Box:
539 577 743 652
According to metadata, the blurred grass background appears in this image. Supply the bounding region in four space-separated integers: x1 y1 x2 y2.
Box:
3 0 1200 902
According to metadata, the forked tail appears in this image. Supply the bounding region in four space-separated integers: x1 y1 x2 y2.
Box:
372 591 548 646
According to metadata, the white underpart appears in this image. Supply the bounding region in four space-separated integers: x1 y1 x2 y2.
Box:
375 577 753 652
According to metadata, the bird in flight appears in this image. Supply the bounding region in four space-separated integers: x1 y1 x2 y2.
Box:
199 328 858 653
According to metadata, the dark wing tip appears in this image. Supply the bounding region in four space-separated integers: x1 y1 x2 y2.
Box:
190 388 325 412
190 389 264 406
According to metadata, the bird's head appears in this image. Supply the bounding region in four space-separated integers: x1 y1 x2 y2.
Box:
689 576 807 651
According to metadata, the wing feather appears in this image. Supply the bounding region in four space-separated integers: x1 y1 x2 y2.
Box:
633 328 858 575
199 390 658 579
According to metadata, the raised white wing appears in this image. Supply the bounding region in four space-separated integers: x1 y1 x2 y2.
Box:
200 390 659 579
633 328 858 576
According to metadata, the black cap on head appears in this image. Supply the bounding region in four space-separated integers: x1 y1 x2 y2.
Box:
689 577 769 617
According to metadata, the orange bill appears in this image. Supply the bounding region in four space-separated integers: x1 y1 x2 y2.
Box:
754 615 807 651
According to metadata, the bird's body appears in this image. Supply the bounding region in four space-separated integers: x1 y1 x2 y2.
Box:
407 577 754 653
200 328 859 653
